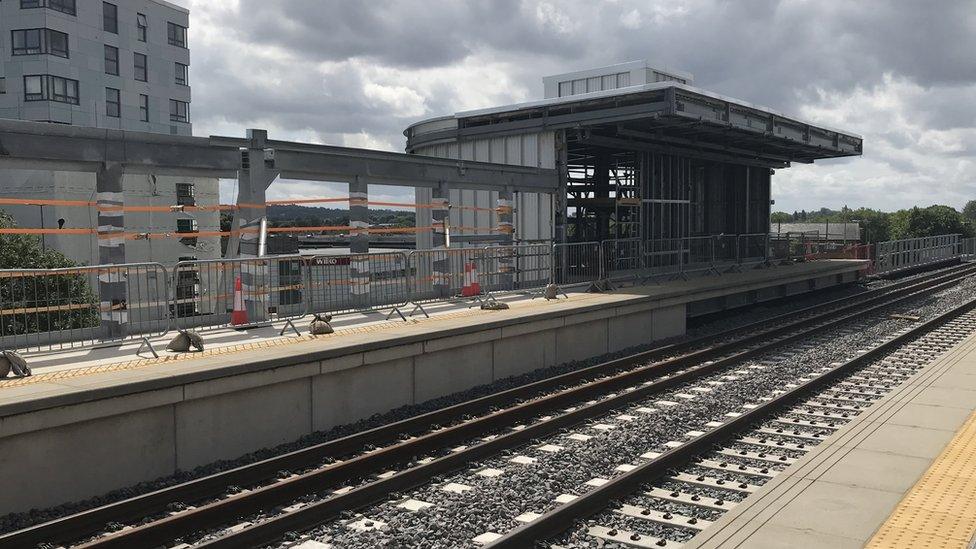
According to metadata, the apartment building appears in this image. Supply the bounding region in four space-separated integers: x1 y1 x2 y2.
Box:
0 0 219 266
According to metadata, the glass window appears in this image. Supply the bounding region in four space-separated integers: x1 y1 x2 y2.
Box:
176 218 197 233
558 81 571 98
104 45 119 75
47 29 68 57
103 2 118 34
24 74 79 104
139 94 149 122
0 78 5 95
20 0 76 15
167 22 187 48
12 29 68 58
136 13 148 42
175 62 188 86
106 87 120 117
12 29 41 55
169 99 189 123
176 183 195 205
134 53 148 82
24 76 44 100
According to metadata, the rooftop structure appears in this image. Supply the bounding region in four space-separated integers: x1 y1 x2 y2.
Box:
406 61 862 256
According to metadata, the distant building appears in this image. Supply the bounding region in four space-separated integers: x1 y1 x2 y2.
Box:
0 0 218 266
770 222 862 243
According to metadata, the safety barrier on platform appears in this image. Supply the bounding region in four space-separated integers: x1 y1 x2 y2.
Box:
552 242 601 287
171 255 308 334
305 252 411 319
0 233 811 355
875 234 961 275
0 263 169 354
594 234 773 286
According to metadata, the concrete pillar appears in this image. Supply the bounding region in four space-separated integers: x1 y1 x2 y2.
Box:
431 182 450 298
233 129 279 324
349 177 370 306
497 188 515 289
96 162 127 340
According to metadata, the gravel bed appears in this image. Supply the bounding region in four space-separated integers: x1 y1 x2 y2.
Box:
298 277 976 549
0 270 898 536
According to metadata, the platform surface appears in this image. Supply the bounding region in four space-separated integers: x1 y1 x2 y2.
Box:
685 319 976 549
0 259 864 416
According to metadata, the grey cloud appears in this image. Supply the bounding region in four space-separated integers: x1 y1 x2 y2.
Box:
184 0 976 211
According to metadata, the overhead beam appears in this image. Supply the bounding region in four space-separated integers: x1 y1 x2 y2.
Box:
615 126 808 164
0 119 557 192
582 134 789 169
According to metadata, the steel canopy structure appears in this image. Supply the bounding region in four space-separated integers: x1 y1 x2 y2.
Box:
405 70 863 247
407 82 862 168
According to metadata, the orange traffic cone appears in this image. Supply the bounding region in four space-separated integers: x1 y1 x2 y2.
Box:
460 261 481 297
231 276 249 327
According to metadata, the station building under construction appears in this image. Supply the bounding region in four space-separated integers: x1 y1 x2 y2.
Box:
407 60 863 264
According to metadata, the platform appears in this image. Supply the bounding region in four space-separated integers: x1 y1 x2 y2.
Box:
0 259 865 515
685 317 976 549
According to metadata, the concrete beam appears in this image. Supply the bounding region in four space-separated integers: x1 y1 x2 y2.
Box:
0 119 558 192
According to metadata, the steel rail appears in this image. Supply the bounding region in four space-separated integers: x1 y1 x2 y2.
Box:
176 269 976 549
4 264 970 549
484 294 976 547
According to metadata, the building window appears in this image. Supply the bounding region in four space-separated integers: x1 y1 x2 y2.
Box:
11 28 69 58
176 183 195 206
136 13 148 42
106 87 120 117
24 74 79 105
103 2 118 34
175 62 188 86
169 99 189 123
167 22 187 48
104 45 119 75
139 94 149 122
20 0 76 15
176 218 198 246
134 53 148 82
0 78 6 95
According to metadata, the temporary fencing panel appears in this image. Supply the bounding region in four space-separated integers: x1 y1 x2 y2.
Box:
408 248 485 303
480 244 551 293
0 263 169 353
552 242 600 286
305 252 410 315
171 255 307 332
875 235 960 275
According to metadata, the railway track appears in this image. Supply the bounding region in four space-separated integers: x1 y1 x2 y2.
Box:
491 291 976 548
4 264 975 549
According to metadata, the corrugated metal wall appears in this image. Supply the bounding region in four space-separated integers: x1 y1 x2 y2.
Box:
414 131 557 249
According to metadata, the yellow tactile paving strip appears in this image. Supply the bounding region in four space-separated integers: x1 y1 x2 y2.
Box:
0 305 515 389
867 411 976 549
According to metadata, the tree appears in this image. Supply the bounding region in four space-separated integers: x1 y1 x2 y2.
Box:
0 211 98 335
889 205 972 240
963 200 976 223
770 211 791 223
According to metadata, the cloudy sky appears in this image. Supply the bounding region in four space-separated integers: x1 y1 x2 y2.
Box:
175 0 976 214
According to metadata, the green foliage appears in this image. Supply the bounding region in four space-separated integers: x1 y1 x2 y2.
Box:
963 200 976 222
889 205 974 240
265 205 415 230
0 211 99 335
770 203 975 243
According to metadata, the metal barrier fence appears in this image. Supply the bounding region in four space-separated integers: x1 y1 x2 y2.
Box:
552 242 601 287
961 237 976 259
306 252 410 318
172 255 309 333
0 263 169 354
0 232 840 355
875 234 961 275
